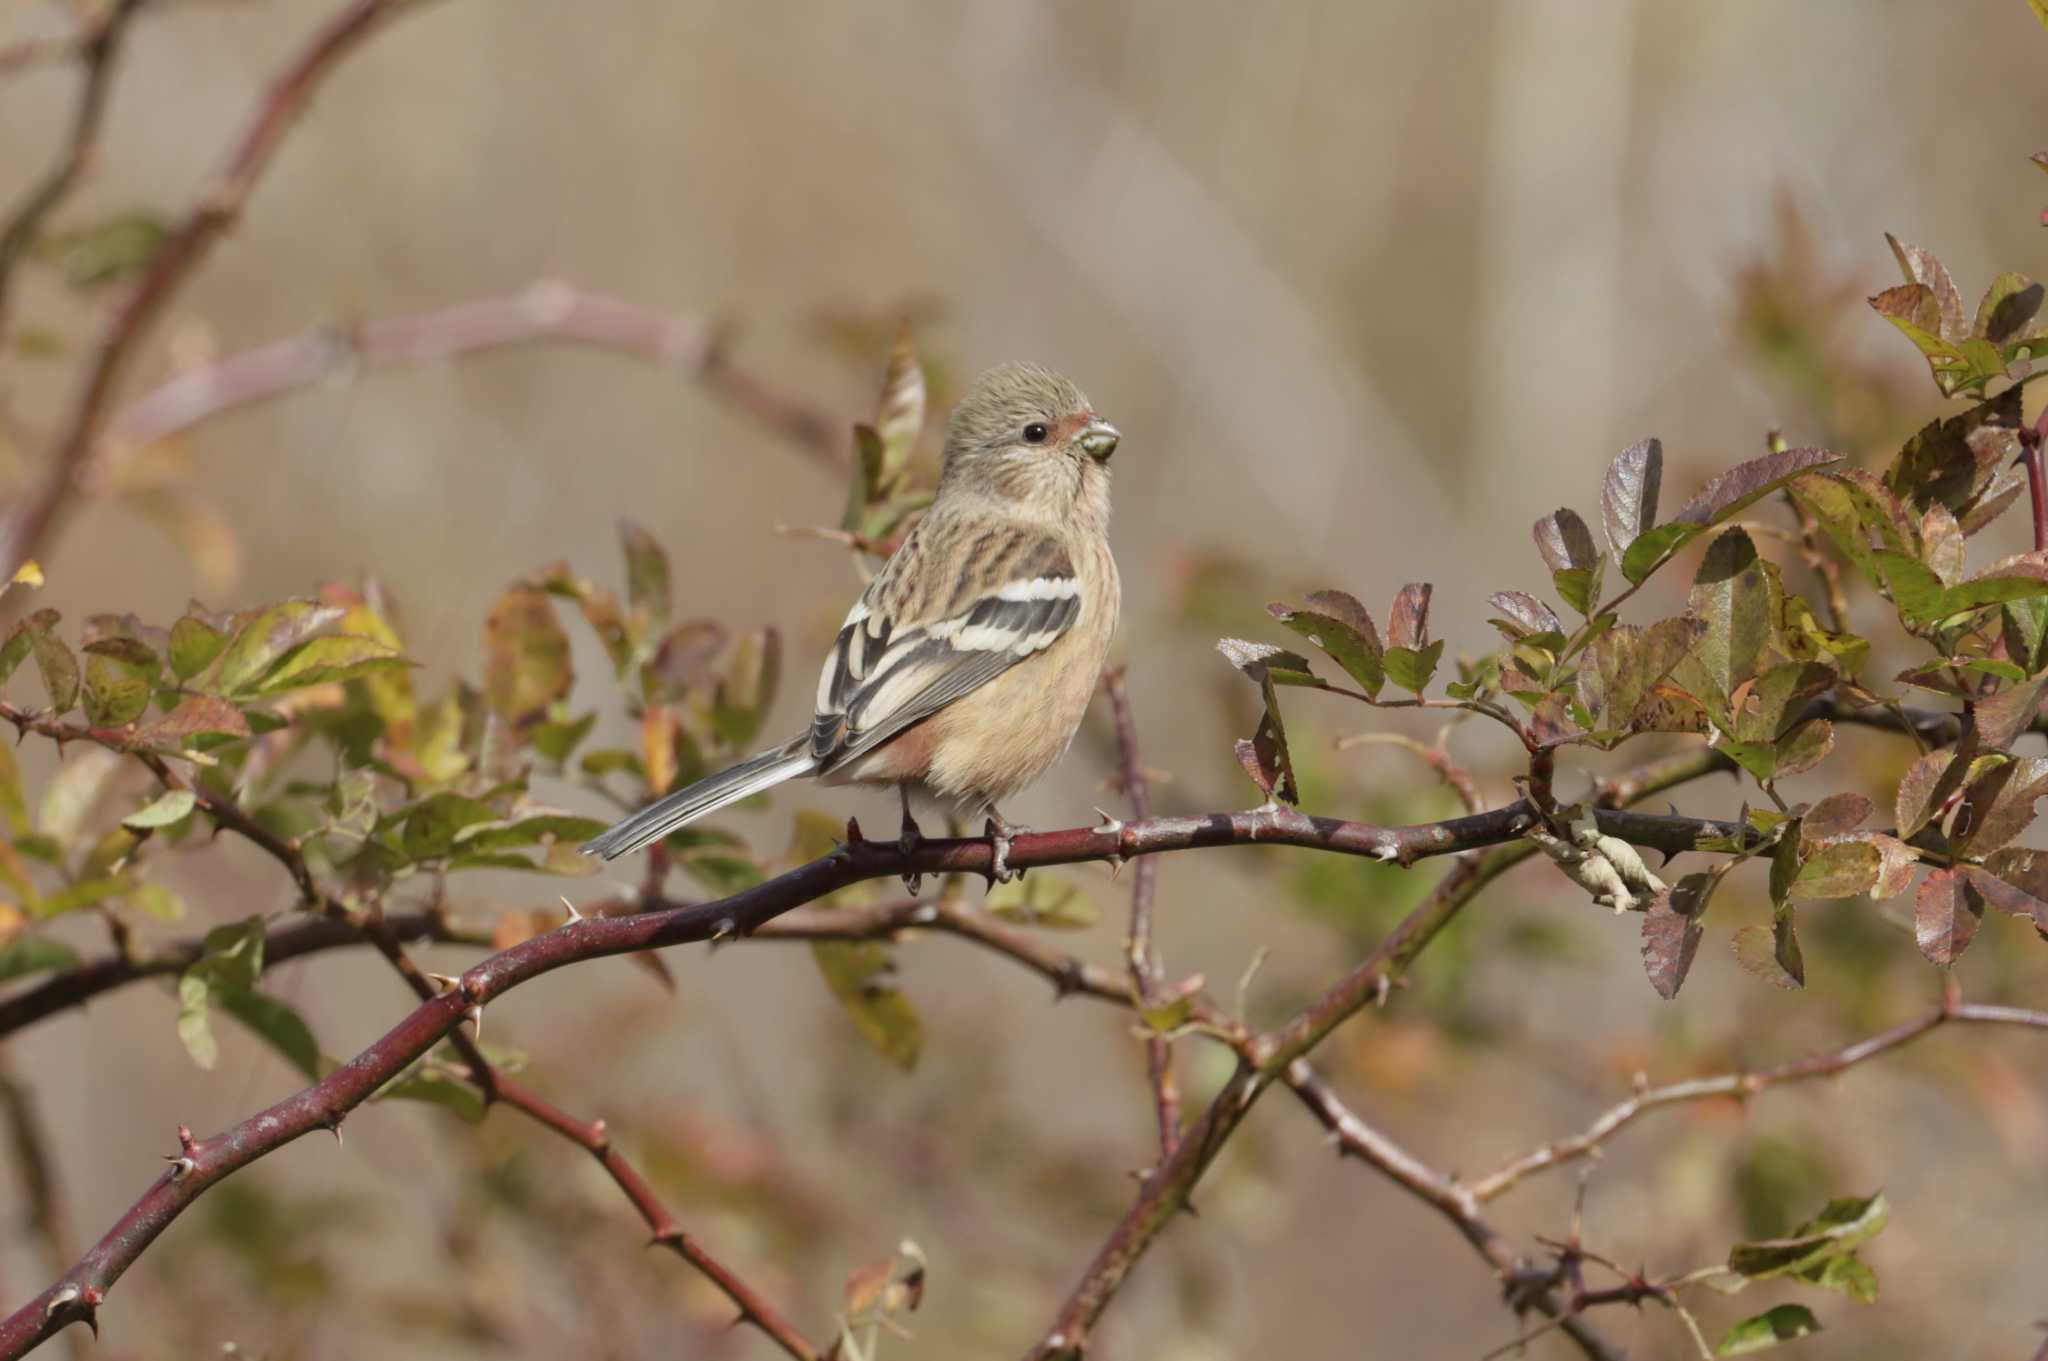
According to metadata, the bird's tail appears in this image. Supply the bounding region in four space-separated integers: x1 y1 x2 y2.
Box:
580 739 816 860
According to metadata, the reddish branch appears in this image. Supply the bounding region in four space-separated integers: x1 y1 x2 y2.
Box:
97 282 842 472
0 0 150 332
1103 668 1181 1158
0 0 441 579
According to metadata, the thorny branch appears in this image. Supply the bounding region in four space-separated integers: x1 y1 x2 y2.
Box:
1102 667 1181 1160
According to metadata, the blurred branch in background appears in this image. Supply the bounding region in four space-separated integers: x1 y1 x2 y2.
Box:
0 0 442 582
0 0 150 332
97 281 842 477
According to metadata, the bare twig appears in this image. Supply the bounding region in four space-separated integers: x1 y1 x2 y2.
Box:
0 0 441 579
97 282 840 473
1469 989 2048 1201
1103 669 1180 1159
1284 1063 1625 1361
0 0 150 332
489 1080 822 1360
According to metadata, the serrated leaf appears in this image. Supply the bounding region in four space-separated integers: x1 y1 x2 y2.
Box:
254 635 408 693
1271 591 1384 696
1915 868 1978 965
1641 872 1716 1000
1382 640 1444 694
1773 717 1835 778
1801 793 1872 842
1733 919 1802 989
1486 590 1562 638
1976 674 2048 749
1386 583 1431 652
1789 840 1880 900
1896 748 1961 838
811 941 922 1070
1957 863 2048 933
1601 437 1663 558
122 789 196 830
1716 1305 1821 1356
1533 507 1597 573
1620 448 1842 586
205 601 345 696
1690 530 1774 702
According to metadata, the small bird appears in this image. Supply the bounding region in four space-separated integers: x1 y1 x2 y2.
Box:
581 361 1121 879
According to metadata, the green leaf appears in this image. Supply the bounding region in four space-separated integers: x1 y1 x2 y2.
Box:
0 743 29 837
254 635 408 694
530 709 597 764
217 986 321 1080
24 611 78 714
712 627 781 750
1689 530 1774 702
1789 840 1880 900
1802 1251 1878 1303
374 1065 485 1123
620 521 672 639
453 810 610 853
1553 561 1604 616
122 789 196 830
136 696 250 747
398 792 499 860
33 211 168 289
81 653 149 726
177 971 218 1069
986 875 1101 929
1886 385 2023 514
1727 1192 1888 1279
1877 551 2048 624
1622 448 1842 584
1716 1305 1821 1356
205 601 345 696
167 615 228 681
0 933 77 983
1382 639 1444 694
811 941 922 1070
482 586 571 724
1269 592 1384 697
676 852 765 896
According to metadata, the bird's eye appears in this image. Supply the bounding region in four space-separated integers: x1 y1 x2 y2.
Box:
1022 422 1050 445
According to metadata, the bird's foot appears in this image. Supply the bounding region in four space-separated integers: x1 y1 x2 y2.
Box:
984 814 1030 885
899 804 925 896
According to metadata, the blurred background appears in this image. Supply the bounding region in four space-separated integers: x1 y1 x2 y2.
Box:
2 1 2047 1357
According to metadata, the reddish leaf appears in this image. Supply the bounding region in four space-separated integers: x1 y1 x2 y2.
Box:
1533 508 1598 573
1895 749 1960 839
1386 583 1432 652
1641 873 1714 1000
1885 234 1968 342
1601 438 1663 558
1914 868 1979 965
1801 793 1873 843
136 697 250 746
1669 447 1840 528
1957 864 2048 933
1733 918 1804 989
1487 591 1561 638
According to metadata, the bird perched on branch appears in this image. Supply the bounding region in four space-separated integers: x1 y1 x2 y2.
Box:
581 361 1121 880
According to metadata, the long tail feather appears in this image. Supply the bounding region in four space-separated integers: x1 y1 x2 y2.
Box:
580 740 815 860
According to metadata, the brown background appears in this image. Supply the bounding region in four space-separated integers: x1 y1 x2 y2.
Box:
2 2 2045 1357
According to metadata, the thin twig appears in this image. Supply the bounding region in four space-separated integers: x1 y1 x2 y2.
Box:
1103 668 1180 1160
1469 990 2048 1201
0 0 151 333
97 282 840 474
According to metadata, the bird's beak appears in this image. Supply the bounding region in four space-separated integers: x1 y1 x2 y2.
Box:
1078 421 1120 462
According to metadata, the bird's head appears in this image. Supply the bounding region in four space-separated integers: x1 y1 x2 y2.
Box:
939 361 1118 522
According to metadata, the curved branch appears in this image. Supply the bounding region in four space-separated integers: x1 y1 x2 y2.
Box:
98 282 841 470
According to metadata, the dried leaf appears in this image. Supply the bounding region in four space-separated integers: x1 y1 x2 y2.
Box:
1386 583 1432 652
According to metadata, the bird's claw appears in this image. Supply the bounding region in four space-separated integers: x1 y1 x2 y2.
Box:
984 816 1025 885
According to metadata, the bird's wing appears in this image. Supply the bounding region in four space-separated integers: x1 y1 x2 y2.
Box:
809 521 1081 771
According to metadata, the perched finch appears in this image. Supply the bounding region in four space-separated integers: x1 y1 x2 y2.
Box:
582 361 1120 878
